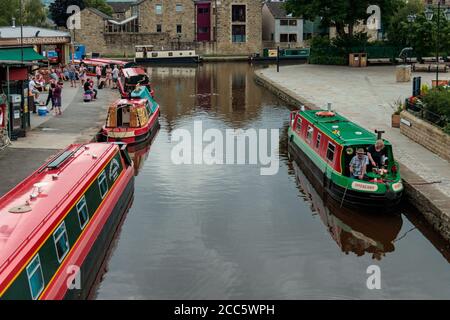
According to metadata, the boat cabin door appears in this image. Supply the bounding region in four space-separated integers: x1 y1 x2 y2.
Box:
117 105 131 127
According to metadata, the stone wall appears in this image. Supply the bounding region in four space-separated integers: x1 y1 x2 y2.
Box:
77 9 109 55
215 0 262 55
400 111 450 162
138 0 195 42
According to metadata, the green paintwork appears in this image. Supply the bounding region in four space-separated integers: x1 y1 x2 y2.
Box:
1 152 124 300
288 114 403 196
0 47 46 62
300 109 388 146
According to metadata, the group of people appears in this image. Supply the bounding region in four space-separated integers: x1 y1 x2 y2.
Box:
28 71 63 115
349 140 387 180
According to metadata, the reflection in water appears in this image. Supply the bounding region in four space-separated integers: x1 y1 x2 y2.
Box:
127 126 161 177
94 63 450 300
291 159 403 260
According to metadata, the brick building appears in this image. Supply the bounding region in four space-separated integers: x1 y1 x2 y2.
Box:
76 0 262 57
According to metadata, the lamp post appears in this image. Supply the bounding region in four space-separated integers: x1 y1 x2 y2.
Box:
425 2 450 86
407 14 416 64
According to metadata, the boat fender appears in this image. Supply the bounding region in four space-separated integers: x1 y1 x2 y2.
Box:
316 111 335 117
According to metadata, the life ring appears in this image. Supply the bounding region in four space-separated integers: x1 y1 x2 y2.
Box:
316 111 335 117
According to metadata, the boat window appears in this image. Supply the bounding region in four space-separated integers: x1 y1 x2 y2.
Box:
306 126 313 143
316 133 322 149
168 52 173 57
98 170 108 199
26 254 44 300
296 118 302 133
53 221 70 263
152 53 158 58
326 142 336 162
76 196 89 230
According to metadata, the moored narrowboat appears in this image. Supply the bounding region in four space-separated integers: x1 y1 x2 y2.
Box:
0 142 134 300
118 67 155 99
288 108 403 209
101 86 160 144
249 47 310 63
134 45 202 64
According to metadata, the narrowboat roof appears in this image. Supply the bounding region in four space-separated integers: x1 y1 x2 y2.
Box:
122 68 147 78
300 109 391 146
114 98 147 107
0 143 119 285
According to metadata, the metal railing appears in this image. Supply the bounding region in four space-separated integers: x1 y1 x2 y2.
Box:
405 99 449 128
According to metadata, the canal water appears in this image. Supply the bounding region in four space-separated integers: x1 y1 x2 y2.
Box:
95 63 450 299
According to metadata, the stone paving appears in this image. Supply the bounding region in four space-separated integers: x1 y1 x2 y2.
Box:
0 82 120 195
258 64 450 198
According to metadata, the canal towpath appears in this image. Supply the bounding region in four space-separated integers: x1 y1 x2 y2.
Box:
255 64 450 240
0 84 120 196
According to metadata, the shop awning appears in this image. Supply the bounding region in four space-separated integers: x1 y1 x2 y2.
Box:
0 47 46 62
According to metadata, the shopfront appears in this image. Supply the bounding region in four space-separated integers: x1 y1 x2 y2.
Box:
0 26 71 65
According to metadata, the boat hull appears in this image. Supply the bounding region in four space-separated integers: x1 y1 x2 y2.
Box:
135 56 201 64
288 139 402 211
63 175 135 300
249 56 308 63
102 111 160 145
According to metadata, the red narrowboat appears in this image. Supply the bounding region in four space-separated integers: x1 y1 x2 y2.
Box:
101 86 160 144
0 143 134 299
118 67 155 99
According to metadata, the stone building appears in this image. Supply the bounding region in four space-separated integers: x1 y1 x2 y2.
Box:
76 0 262 57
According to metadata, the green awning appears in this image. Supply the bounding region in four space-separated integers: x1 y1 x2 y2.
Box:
0 47 46 62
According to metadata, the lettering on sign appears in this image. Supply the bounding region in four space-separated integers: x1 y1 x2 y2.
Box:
351 181 378 192
15 37 70 45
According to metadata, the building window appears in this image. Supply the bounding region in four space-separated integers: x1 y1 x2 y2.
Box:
176 4 183 12
156 24 162 33
232 5 246 22
232 25 246 43
98 170 108 199
289 20 297 26
326 142 336 162
76 196 89 230
280 34 288 42
280 19 288 26
198 7 209 14
289 34 297 42
26 254 44 300
53 221 70 263
177 24 182 34
155 4 162 15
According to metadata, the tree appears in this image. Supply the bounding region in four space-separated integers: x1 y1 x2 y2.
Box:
84 0 113 17
49 0 85 27
0 0 49 27
386 0 450 59
284 0 403 37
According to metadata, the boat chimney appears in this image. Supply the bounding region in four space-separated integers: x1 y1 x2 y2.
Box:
375 129 385 140
11 18 16 28
327 103 332 112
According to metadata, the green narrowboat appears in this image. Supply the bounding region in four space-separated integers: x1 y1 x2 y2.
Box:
288 108 403 209
249 47 310 63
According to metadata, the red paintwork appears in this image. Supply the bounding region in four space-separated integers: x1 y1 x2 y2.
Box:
196 2 211 42
39 164 134 299
102 99 160 144
122 68 146 77
120 68 155 98
0 143 131 295
291 112 343 173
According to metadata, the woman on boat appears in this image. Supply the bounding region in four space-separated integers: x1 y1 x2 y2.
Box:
367 140 387 168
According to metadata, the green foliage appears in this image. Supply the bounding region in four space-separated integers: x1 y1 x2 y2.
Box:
386 0 450 58
84 0 113 16
422 88 450 119
49 0 85 27
0 0 48 27
284 0 403 37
